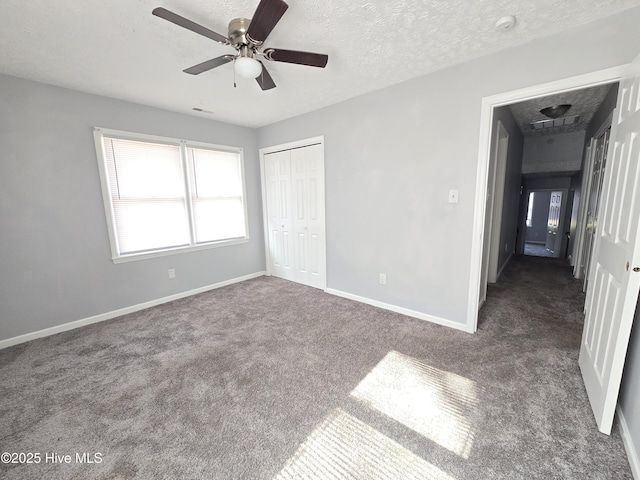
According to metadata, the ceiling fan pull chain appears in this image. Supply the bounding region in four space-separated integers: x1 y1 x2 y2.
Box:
233 59 237 88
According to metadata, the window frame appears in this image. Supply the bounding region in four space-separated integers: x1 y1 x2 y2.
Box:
93 127 250 263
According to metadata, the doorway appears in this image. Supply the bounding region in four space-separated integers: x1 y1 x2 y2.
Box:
471 61 640 436
470 67 624 332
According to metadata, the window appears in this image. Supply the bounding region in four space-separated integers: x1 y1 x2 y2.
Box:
526 192 535 227
94 128 248 262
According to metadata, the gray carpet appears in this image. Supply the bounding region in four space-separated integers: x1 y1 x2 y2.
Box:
0 255 632 479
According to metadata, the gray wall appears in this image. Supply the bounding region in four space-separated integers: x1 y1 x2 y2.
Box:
0 74 265 341
522 131 586 175
492 107 524 274
620 296 640 467
525 191 551 243
257 7 640 324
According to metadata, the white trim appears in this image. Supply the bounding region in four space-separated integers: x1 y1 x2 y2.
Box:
112 237 250 263
488 121 509 284
467 65 626 333
0 271 266 350
260 135 324 155
325 288 471 333
93 127 241 154
259 151 272 277
617 405 640 480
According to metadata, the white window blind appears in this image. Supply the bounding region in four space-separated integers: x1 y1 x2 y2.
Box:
94 128 248 262
187 146 246 244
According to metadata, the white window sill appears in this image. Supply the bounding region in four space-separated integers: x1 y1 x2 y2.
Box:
111 237 250 264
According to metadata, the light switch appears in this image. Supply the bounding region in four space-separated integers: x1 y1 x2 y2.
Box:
448 189 459 203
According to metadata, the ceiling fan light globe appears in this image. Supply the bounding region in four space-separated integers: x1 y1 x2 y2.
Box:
235 57 262 79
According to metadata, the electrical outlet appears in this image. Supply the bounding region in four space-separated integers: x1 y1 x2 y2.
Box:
379 273 386 285
168 268 176 279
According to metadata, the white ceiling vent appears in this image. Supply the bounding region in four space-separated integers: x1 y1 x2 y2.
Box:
530 114 580 130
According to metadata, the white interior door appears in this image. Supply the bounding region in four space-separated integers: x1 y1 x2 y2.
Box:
264 150 295 281
545 191 562 255
291 144 326 289
579 52 640 434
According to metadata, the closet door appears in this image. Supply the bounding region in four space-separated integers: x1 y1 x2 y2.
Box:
264 150 295 281
291 144 326 289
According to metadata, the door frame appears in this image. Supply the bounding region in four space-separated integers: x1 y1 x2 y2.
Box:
487 121 510 284
259 135 327 288
468 65 625 332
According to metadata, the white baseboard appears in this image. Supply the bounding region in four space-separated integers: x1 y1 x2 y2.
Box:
325 288 470 333
0 271 266 350
618 404 640 480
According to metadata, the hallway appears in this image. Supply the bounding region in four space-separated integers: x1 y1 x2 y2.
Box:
477 254 631 478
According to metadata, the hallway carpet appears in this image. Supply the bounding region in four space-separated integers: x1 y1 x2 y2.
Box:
0 256 632 479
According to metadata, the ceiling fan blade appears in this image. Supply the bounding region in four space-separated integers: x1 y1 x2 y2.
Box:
264 48 328 68
246 0 289 44
256 61 276 90
183 55 235 75
152 7 229 45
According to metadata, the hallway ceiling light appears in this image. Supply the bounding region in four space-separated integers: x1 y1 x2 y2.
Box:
540 104 572 119
530 114 580 130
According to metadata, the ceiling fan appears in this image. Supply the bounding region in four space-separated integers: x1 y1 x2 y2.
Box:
152 0 328 90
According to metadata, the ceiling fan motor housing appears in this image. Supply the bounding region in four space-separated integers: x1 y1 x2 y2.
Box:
228 18 253 48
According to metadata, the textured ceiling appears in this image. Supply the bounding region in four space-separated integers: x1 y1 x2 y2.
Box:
1 0 640 128
508 83 615 137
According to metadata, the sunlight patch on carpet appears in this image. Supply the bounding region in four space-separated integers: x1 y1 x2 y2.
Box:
274 408 455 480
351 351 479 458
